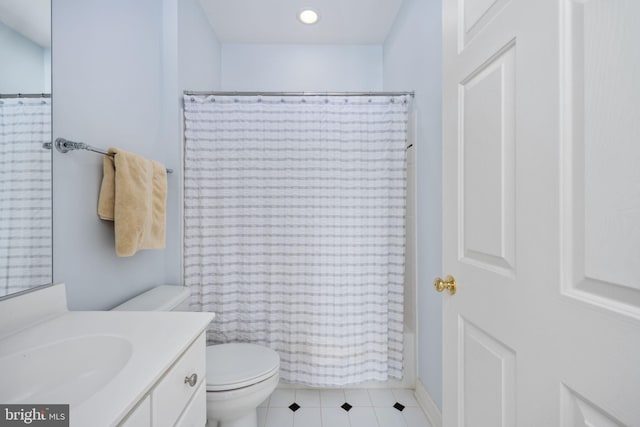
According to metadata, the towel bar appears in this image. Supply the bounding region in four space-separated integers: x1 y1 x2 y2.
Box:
54 138 174 174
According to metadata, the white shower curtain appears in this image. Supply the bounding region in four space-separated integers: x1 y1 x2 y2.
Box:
183 94 408 386
0 97 51 295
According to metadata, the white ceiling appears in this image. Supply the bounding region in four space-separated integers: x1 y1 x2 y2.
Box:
0 0 50 47
199 0 404 45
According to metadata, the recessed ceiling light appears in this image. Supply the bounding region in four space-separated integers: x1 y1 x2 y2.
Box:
298 9 319 25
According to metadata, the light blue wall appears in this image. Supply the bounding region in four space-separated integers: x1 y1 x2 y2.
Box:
52 0 221 310
178 0 221 92
53 0 168 310
161 0 222 287
383 0 443 410
221 44 383 91
0 21 47 93
43 48 51 92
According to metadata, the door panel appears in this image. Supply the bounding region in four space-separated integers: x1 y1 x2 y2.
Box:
460 43 516 275
460 318 516 427
460 0 513 50
562 0 640 318
561 386 626 427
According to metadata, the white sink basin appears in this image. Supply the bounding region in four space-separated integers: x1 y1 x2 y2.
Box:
0 335 132 405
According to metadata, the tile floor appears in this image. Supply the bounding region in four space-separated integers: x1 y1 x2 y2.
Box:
258 388 433 427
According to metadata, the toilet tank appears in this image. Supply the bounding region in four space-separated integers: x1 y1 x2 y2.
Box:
111 286 191 312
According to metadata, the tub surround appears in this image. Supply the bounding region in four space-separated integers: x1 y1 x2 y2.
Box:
0 284 214 426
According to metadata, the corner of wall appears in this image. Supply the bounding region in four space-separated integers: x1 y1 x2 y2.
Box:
382 0 443 413
415 378 443 427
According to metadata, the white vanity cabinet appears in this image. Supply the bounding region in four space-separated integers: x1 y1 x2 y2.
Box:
119 333 208 427
0 284 215 427
120 397 151 427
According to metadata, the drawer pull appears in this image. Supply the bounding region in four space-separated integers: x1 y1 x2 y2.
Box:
184 373 198 387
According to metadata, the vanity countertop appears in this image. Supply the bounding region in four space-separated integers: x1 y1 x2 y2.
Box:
0 310 215 426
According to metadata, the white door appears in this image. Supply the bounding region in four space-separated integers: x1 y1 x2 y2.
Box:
442 0 640 425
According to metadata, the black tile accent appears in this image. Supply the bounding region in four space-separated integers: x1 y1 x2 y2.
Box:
341 402 353 412
289 402 300 412
393 402 405 412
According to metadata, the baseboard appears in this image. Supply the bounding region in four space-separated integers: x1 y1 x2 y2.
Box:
414 378 442 427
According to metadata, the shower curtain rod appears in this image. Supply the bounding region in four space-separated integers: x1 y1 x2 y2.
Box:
0 93 50 99
184 91 415 97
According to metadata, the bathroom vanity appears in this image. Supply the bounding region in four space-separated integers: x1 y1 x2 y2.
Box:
0 284 214 426
119 333 208 427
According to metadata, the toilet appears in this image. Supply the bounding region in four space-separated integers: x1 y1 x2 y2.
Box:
113 286 280 427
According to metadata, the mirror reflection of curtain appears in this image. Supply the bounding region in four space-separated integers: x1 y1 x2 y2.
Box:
0 97 51 295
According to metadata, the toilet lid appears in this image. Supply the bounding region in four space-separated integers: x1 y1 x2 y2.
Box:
205 343 280 391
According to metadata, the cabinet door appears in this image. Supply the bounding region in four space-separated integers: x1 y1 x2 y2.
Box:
175 382 207 427
119 395 150 427
152 333 207 427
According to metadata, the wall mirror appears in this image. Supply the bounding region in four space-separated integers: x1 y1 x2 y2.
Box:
0 0 52 297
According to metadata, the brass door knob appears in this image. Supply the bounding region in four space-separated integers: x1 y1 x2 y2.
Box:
434 275 457 295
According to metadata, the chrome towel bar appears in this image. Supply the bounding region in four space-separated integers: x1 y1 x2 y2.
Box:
54 138 173 174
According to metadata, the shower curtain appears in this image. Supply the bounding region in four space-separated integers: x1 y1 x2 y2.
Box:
183 94 408 386
0 97 51 295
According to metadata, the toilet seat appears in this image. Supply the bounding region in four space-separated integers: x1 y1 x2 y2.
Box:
205 343 280 392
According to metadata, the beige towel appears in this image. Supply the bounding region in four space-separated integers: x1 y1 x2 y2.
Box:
98 147 167 257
